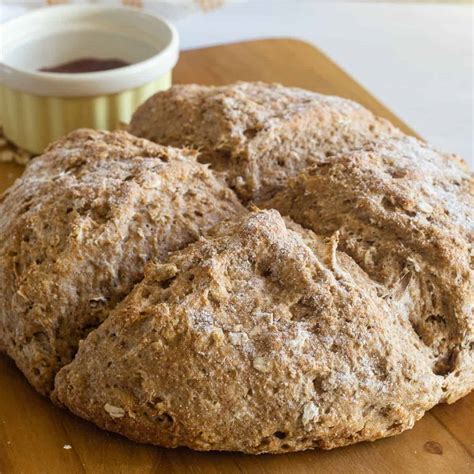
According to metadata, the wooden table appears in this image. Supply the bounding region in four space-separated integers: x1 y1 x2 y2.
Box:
0 39 472 474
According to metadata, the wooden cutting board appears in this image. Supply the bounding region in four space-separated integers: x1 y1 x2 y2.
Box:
0 39 472 474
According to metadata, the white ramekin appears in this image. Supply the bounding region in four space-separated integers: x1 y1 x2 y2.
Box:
0 5 179 154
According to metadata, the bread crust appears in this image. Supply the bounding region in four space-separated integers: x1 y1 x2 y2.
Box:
129 82 402 201
0 129 245 395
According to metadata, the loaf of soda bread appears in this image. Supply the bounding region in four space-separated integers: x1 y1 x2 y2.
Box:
0 83 472 454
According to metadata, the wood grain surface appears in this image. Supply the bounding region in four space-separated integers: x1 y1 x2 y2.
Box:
0 38 472 474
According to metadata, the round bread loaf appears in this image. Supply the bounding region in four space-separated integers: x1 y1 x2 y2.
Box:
0 83 472 454
129 82 402 201
0 129 245 395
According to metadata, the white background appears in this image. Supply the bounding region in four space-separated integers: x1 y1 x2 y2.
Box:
1 1 473 165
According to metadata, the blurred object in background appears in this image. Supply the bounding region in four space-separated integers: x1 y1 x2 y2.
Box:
0 0 225 23
0 0 225 165
0 128 31 165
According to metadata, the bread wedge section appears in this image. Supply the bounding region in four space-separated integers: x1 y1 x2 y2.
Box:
129 82 402 201
54 210 443 453
262 137 474 403
0 129 245 395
